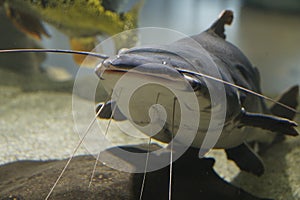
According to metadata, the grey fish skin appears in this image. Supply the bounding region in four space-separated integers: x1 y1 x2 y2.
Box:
96 10 298 149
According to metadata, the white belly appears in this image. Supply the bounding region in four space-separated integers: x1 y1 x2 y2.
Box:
101 71 246 150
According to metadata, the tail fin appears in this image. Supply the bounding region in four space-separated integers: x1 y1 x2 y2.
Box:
270 85 299 120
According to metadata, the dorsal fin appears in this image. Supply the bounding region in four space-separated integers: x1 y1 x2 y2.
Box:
208 10 233 39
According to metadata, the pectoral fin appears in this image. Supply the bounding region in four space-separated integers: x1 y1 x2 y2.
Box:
239 108 299 136
4 5 50 40
225 143 264 176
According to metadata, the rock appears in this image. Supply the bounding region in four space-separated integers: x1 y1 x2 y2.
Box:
0 145 270 200
0 155 134 200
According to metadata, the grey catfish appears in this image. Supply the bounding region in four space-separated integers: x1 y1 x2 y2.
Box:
95 10 299 176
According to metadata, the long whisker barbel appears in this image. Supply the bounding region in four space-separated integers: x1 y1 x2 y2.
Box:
169 97 177 200
139 137 152 200
139 92 161 200
0 49 109 59
45 100 108 200
176 68 300 115
88 98 118 188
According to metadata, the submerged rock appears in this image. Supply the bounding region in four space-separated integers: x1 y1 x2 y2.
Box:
0 155 134 200
0 145 269 200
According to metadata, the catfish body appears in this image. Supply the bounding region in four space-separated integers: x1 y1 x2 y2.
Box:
96 10 298 150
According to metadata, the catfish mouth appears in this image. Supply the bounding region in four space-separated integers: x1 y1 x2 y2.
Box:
95 61 129 79
95 53 167 79
95 56 128 80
